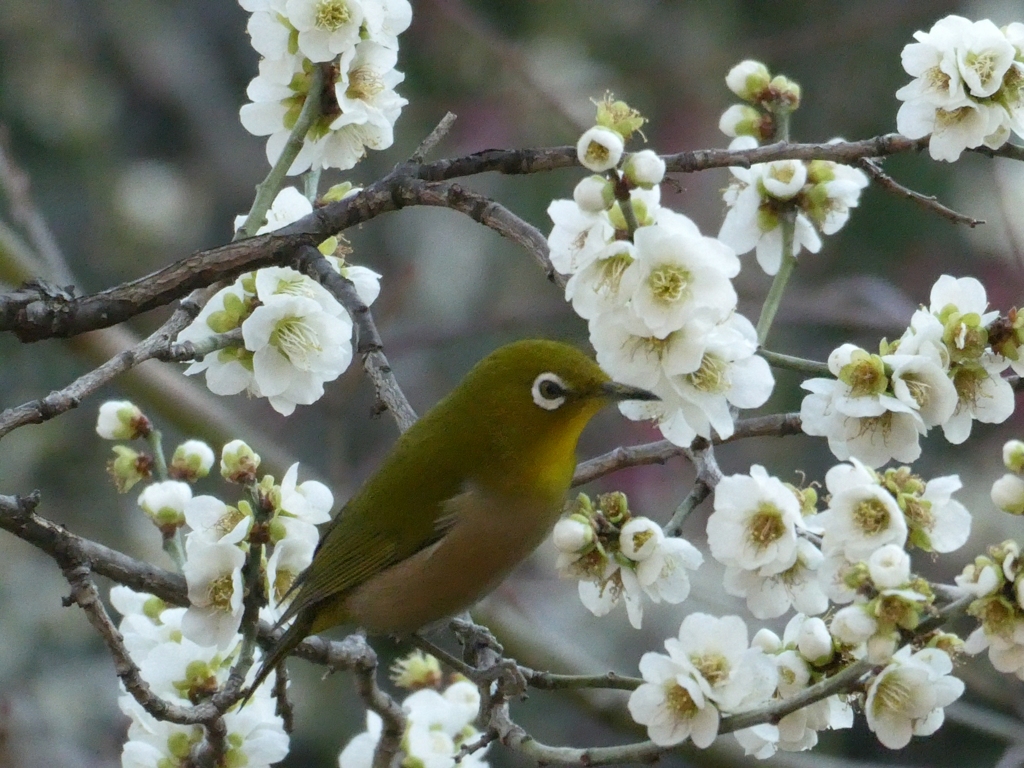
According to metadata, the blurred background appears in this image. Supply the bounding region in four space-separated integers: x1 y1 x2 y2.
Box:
1 0 1023 765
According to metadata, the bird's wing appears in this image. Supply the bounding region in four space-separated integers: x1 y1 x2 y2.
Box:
276 492 464 626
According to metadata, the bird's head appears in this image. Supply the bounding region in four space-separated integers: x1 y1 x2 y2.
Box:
449 339 658 495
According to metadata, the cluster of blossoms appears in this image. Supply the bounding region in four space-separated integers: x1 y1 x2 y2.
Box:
731 614 854 757
959 539 1024 678
549 96 774 448
801 275 1019 467
628 613 779 749
718 61 869 276
339 651 489 768
98 404 339 765
553 492 702 629
896 15 1024 161
113 587 289 768
238 0 410 173
614 456 972 755
177 186 381 415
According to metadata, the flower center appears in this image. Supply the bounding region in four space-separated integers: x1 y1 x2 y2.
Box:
207 574 235 610
630 529 655 553
582 140 610 168
951 364 985 408
853 497 891 536
747 503 786 550
901 496 934 532
663 682 699 718
935 105 976 128
691 652 730 687
902 375 930 407
871 672 913 718
924 66 951 94
964 51 998 86
648 264 690 304
596 252 633 295
346 66 385 101
686 353 728 393
216 506 246 537
314 0 351 31
271 316 322 369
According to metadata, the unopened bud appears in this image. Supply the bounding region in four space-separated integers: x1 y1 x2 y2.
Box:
868 544 911 589
169 440 215 482
138 480 191 533
108 445 152 493
796 616 834 666
321 181 358 203
725 60 771 102
1004 440 1024 474
220 439 261 484
751 628 782 654
622 150 665 189
553 515 594 554
992 474 1024 515
573 175 614 213
830 605 876 645
96 400 151 440
718 104 763 138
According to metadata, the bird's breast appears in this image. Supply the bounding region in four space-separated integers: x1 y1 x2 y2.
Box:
342 486 563 634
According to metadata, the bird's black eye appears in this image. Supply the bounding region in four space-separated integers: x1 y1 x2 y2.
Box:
532 372 568 410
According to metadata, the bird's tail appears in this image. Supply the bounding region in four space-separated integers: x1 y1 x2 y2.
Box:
241 610 316 706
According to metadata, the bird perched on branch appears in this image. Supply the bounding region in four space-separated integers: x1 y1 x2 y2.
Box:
247 339 657 696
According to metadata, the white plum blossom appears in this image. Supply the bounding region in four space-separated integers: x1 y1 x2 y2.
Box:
896 15 1024 161
800 345 927 468
564 242 638 320
181 540 246 649
707 465 805 574
884 352 959 428
267 534 317 616
576 125 625 172
813 460 907 561
243 294 355 416
184 494 252 546
546 198 616 275
665 613 778 713
865 646 964 748
628 652 720 748
279 462 334 524
286 0 365 64
628 222 738 337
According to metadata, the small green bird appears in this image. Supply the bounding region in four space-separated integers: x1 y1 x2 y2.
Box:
248 339 657 694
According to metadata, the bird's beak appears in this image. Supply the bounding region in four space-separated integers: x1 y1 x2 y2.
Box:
601 381 660 402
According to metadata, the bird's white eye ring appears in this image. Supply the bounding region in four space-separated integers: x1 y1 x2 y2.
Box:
532 372 568 410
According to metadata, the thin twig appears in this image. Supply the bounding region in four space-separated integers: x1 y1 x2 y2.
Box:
858 157 984 228
297 248 418 432
759 349 830 377
572 412 804 486
664 439 722 536
409 112 458 163
0 308 194 439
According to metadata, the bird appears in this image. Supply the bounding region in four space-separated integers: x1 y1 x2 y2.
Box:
246 339 658 696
